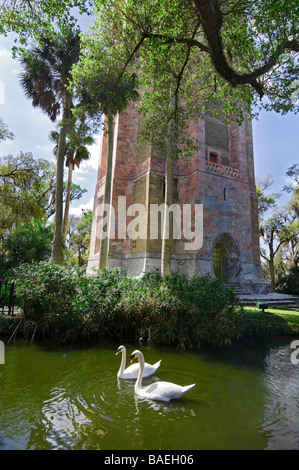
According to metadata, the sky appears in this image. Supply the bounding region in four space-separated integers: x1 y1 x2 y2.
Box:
0 20 298 216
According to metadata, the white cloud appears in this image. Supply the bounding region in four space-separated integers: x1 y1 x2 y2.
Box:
36 144 52 152
0 48 11 59
70 136 100 184
69 197 94 216
73 175 89 182
85 135 101 170
284 177 297 189
72 166 91 184
73 166 90 175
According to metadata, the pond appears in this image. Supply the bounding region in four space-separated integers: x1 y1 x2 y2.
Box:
0 336 298 450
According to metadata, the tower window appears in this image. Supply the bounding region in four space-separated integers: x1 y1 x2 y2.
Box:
224 187 227 201
209 152 218 163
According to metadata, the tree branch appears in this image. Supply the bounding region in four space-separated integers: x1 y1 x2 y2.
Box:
191 0 299 97
173 23 200 120
0 167 34 178
114 34 147 88
143 32 209 53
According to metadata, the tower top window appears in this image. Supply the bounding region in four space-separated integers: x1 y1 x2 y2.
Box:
209 152 218 163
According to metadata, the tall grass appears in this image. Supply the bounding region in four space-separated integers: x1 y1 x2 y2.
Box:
10 261 249 348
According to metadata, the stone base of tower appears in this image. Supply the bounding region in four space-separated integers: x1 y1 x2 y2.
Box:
87 250 271 295
86 253 100 275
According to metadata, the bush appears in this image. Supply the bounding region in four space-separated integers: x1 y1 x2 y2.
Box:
15 261 84 340
276 266 299 295
0 219 53 278
75 270 245 348
11 262 246 347
241 311 292 337
74 268 134 338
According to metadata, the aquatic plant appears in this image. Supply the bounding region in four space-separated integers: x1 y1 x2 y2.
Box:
7 261 291 347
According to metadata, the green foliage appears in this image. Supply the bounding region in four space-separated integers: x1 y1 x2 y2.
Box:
71 20 139 134
283 163 299 193
257 166 299 288
0 118 14 142
117 272 245 348
241 311 292 338
12 263 246 347
66 210 92 267
0 152 56 236
15 261 84 341
87 0 299 125
0 316 20 337
276 266 299 295
5 264 298 345
0 219 54 277
0 0 93 40
19 25 82 122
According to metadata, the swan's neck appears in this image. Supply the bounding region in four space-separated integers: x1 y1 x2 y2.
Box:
119 349 126 375
136 354 145 389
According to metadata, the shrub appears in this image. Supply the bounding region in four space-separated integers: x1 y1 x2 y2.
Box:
73 268 133 337
14 261 84 340
241 311 292 337
12 263 246 347
276 266 299 295
117 272 246 348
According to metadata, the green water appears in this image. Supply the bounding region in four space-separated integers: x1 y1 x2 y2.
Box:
0 337 298 450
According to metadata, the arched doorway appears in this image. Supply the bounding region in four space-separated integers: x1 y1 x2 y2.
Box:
212 244 224 280
212 233 240 283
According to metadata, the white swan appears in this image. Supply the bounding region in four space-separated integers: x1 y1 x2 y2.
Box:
130 349 195 402
116 345 161 379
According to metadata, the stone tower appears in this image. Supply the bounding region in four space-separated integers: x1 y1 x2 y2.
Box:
87 104 270 294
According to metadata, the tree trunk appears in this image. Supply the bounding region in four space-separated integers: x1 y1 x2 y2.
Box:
268 233 276 288
161 106 176 276
269 256 276 289
161 146 174 276
99 108 114 269
62 159 73 238
51 93 71 265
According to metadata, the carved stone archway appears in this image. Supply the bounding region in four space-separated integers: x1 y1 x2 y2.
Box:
212 233 241 283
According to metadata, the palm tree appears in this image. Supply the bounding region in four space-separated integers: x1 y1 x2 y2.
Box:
49 128 95 238
19 26 81 265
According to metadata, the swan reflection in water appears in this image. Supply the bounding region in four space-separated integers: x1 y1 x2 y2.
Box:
133 393 196 414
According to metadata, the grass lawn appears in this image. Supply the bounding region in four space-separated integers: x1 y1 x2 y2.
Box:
243 305 299 333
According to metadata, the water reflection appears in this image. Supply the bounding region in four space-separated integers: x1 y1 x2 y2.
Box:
261 343 299 450
1 339 299 450
133 393 195 416
40 387 92 449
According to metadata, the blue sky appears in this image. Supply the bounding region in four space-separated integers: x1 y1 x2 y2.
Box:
0 27 298 215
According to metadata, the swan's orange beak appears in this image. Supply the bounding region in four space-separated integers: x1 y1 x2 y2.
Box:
130 354 135 364
115 349 120 356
